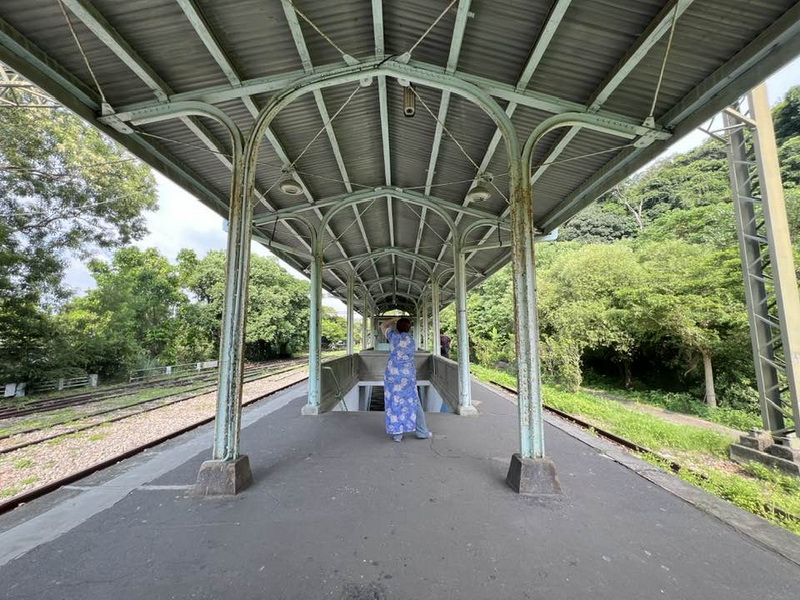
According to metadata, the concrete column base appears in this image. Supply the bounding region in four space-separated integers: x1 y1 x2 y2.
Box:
301 404 320 416
456 404 478 416
506 453 561 495
194 455 253 496
730 431 800 476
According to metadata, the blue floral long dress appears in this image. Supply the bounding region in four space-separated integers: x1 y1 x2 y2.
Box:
384 329 418 435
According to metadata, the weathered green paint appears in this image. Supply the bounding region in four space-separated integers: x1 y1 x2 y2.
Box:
454 246 473 413
509 158 545 458
346 272 355 355
431 278 441 356
306 249 323 411
212 138 251 460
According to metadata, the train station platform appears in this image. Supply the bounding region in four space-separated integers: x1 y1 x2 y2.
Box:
1 379 798 599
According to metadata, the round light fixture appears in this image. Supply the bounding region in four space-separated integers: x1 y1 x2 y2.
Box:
466 173 493 203
403 85 416 118
278 168 303 195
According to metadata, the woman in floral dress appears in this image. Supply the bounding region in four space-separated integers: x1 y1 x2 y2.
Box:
380 317 432 442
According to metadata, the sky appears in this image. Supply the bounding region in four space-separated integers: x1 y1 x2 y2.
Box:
64 56 800 314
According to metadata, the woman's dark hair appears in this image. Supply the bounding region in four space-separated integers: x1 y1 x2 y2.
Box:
396 317 412 333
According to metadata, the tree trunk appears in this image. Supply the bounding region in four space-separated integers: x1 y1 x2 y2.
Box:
623 360 633 389
702 350 717 408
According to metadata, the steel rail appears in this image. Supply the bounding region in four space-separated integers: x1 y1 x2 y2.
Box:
0 372 311 515
487 380 800 526
0 363 304 447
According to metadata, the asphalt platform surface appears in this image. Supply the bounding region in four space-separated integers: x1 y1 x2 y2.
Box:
0 379 798 599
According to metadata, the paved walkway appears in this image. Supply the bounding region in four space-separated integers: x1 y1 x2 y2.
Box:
0 380 798 600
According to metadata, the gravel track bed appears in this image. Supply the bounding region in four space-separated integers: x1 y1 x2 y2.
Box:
0 387 206 451
0 369 308 500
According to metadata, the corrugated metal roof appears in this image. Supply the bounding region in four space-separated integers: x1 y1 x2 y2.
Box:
1 0 798 312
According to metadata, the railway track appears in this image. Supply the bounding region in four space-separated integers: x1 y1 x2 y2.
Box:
0 371 310 515
489 380 800 526
0 363 306 455
0 359 302 419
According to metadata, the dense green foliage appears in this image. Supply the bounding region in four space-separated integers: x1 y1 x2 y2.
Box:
176 249 311 361
444 86 800 416
0 106 157 381
56 248 309 375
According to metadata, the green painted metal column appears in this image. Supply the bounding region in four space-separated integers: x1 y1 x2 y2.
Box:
413 304 422 347
421 293 429 351
431 278 441 356
211 168 251 460
346 271 355 354
361 288 368 351
195 153 254 495
504 157 560 495
302 248 323 415
454 247 476 415
509 158 544 458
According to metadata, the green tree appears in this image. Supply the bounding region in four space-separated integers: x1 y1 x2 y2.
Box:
629 241 748 407
560 202 638 244
321 306 347 349
61 247 184 377
772 86 800 142
178 250 310 359
537 244 645 389
0 104 156 381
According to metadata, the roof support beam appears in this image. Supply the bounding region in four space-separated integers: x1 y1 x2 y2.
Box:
111 58 661 138
437 0 573 280
61 0 169 101
252 187 511 226
280 0 378 284
446 0 690 288
325 247 482 277
175 0 353 291
0 23 229 212
528 0 696 186
366 277 425 295
60 0 322 272
410 0 472 292
536 0 800 232
373 0 392 294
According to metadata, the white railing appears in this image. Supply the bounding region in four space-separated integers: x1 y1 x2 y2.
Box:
128 361 219 383
5 374 99 398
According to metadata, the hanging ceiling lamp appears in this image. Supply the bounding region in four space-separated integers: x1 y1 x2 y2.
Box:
278 166 303 195
466 172 493 203
403 84 416 118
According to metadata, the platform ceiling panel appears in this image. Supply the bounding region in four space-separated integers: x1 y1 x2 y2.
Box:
528 0 666 105
0 0 798 312
193 0 306 81
457 0 551 87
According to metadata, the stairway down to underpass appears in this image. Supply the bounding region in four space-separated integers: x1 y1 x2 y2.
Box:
368 386 384 411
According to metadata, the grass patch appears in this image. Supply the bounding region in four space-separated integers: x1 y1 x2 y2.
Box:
544 385 733 456
0 476 40 499
582 379 760 431
643 455 800 535
0 383 203 438
471 362 800 535
472 363 731 456
0 486 22 498
471 364 516 389
86 432 109 441
12 458 34 469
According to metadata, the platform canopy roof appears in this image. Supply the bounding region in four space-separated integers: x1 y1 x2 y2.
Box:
1 0 799 312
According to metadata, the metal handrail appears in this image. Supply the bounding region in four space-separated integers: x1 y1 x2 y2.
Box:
322 365 348 411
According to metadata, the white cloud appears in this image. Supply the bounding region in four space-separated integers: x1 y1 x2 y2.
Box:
64 173 349 312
